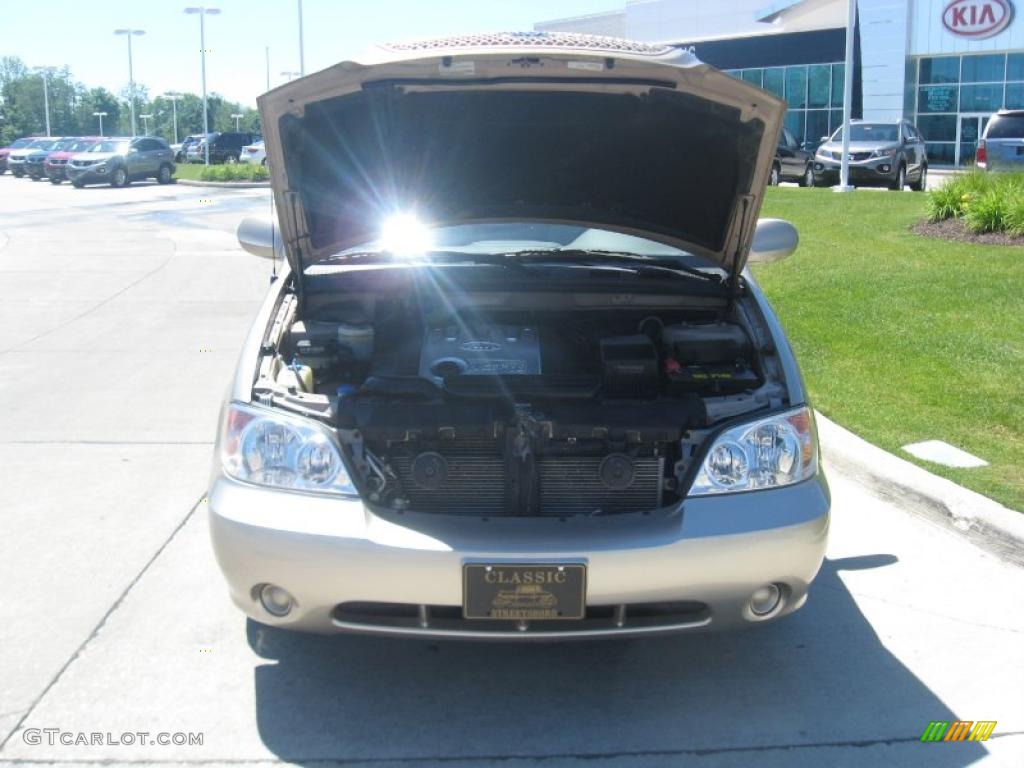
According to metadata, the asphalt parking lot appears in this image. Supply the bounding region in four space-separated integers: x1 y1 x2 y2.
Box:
0 177 1021 767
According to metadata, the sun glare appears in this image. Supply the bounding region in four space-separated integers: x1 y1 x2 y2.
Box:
379 213 434 257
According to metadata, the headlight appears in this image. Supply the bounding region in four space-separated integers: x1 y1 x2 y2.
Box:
871 148 897 159
688 407 818 496
218 402 357 495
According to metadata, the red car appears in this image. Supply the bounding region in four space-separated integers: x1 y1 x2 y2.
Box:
45 137 103 184
0 137 43 174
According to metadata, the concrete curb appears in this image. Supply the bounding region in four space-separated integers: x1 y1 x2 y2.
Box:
817 412 1024 567
174 178 270 189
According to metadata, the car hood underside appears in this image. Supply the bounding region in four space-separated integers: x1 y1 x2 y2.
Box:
257 37 785 280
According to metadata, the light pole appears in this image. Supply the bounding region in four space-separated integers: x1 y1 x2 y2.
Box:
140 113 153 134
836 0 856 193
297 0 305 76
231 112 244 131
114 29 145 135
32 66 57 136
93 111 107 135
184 6 221 165
280 70 300 83
164 93 181 144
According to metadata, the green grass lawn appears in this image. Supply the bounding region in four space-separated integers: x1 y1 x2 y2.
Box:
171 163 206 181
754 187 1024 511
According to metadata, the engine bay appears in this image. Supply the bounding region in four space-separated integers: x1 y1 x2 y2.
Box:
253 268 787 516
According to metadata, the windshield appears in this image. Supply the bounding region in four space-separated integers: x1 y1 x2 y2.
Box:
89 140 130 153
28 139 57 150
51 139 78 152
8 138 33 149
830 123 899 143
69 139 97 152
316 222 711 272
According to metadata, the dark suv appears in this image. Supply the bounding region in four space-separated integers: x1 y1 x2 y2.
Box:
65 136 176 188
812 120 928 191
186 132 255 164
771 127 814 186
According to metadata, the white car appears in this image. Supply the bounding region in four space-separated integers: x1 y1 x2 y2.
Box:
239 140 266 166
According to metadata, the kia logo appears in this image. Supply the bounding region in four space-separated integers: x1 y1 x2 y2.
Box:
942 0 1014 38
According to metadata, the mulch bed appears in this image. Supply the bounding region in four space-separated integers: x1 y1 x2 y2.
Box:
913 217 1024 246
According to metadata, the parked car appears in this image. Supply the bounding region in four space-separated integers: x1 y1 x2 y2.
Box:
6 137 59 178
65 136 176 188
186 131 255 164
212 33 829 639
977 109 1024 171
25 137 80 181
238 140 266 166
175 134 203 163
771 127 814 186
45 137 103 183
813 120 927 190
0 137 42 174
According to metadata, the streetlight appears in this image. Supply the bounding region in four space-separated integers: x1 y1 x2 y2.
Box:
139 113 153 134
93 111 108 135
114 28 146 136
184 6 221 165
32 66 57 136
280 70 300 82
231 112 244 131
835 0 856 193
297 0 305 76
164 92 181 144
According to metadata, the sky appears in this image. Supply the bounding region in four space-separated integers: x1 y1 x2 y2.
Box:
0 0 619 106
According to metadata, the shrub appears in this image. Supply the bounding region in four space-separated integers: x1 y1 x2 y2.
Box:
927 170 1024 236
198 163 269 182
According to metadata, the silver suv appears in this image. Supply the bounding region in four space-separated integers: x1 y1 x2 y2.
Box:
977 110 1024 171
65 136 176 188
813 120 928 191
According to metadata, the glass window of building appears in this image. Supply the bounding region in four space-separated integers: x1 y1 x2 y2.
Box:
830 64 845 107
960 55 1005 84
1008 54 1024 82
808 65 830 109
918 85 958 113
916 115 957 142
742 69 763 87
786 67 807 109
1007 83 1024 110
762 67 785 99
920 57 960 84
960 84 1004 112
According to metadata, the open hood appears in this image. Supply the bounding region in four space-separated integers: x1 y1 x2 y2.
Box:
257 32 785 283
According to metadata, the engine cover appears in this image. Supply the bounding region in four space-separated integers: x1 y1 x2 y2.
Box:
419 324 541 384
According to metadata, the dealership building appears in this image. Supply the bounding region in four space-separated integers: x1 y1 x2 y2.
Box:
536 0 1024 165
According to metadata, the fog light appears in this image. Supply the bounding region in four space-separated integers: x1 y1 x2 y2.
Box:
750 584 782 616
879 164 891 173
259 584 294 617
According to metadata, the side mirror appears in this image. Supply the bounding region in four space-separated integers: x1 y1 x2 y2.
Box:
820 136 829 144
237 217 284 260
748 218 799 264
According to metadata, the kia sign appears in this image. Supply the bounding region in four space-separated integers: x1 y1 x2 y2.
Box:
942 0 1015 38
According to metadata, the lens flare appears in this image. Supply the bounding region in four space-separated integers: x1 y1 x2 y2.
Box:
380 213 433 256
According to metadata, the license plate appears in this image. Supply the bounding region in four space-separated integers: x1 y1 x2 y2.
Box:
463 563 586 620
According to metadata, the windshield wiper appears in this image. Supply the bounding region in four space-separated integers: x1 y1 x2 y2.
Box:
502 249 724 285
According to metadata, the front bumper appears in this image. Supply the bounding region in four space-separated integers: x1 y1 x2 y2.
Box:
813 155 898 185
45 162 68 180
209 472 830 639
7 159 27 175
65 163 110 184
26 161 48 178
